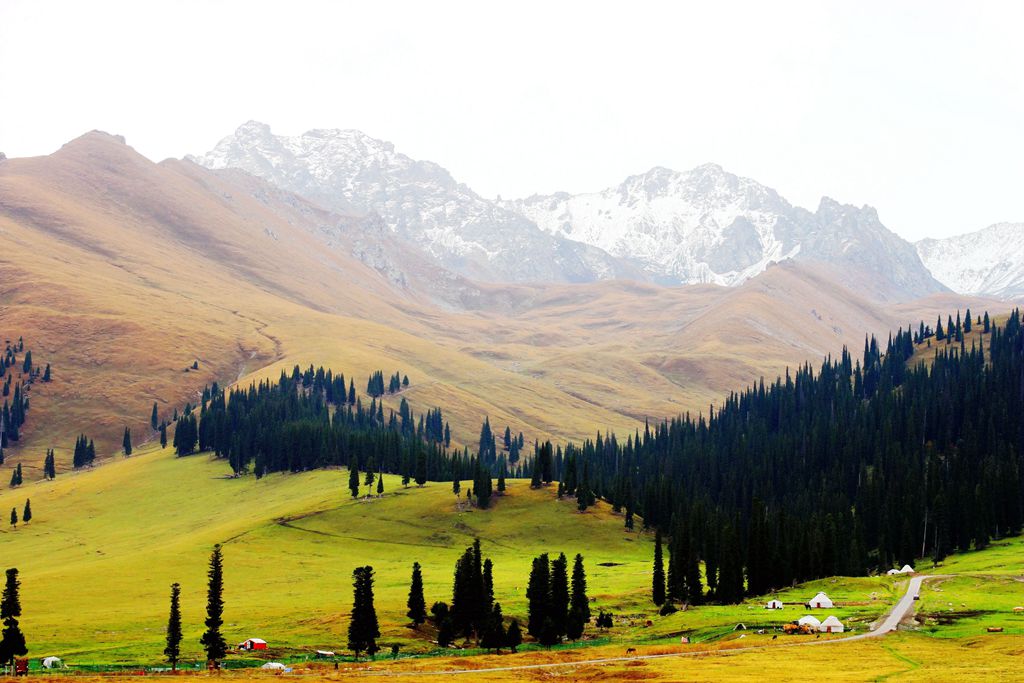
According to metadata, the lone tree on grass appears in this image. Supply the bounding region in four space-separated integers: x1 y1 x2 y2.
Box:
8 508 15 529
349 462 360 499
20 501 30 525
122 427 133 456
164 583 183 671
406 562 427 627
348 566 380 660
0 568 27 669
199 545 226 668
43 450 55 480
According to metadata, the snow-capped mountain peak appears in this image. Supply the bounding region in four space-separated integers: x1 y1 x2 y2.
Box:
917 222 1024 299
189 122 945 299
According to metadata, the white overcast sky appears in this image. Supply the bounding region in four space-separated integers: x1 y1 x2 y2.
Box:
1 0 1021 240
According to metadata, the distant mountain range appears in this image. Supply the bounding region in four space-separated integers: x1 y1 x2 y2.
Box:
187 121 1024 302
915 222 1024 299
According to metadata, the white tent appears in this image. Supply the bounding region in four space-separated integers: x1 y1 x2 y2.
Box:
886 568 901 575
797 615 821 628
900 564 915 574
261 662 287 671
765 599 784 609
41 657 63 670
808 591 833 609
819 615 845 633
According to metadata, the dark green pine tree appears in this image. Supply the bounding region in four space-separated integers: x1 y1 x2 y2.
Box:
0 568 28 668
20 500 30 525
362 462 374 499
376 470 384 497
8 508 15 529
526 553 550 637
347 566 380 660
159 424 167 449
406 562 427 627
42 365 50 382
43 450 55 481
497 459 506 494
566 554 590 641
151 403 159 430
122 427 133 456
717 523 745 604
479 603 505 652
549 553 569 641
505 619 522 653
349 462 360 499
529 456 542 488
538 617 559 647
652 530 666 605
164 583 183 671
482 558 494 613
414 449 427 487
199 545 227 666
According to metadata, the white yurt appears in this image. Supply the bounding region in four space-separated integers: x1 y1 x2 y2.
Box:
900 564 915 574
765 599 784 609
261 662 287 671
808 591 834 609
819 615 845 633
886 568 901 575
797 615 821 628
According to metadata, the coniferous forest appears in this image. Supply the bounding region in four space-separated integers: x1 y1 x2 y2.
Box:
170 310 1023 603
552 309 1023 600
176 364 486 485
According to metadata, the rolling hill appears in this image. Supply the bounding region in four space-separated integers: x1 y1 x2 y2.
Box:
0 131 999 473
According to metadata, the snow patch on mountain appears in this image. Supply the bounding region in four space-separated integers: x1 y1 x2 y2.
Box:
917 223 1024 299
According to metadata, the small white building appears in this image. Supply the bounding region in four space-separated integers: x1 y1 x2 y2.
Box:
819 615 845 633
900 564 915 574
808 591 834 609
797 615 821 629
765 599 784 609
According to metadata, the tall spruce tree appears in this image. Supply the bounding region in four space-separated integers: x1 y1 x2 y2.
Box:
122 427 132 456
505 619 522 653
151 403 159 430
652 530 666 605
199 545 226 666
349 462 360 499
549 553 569 640
164 583 183 671
0 568 27 669
20 501 29 525
566 554 590 641
406 562 427 627
525 553 550 637
347 566 380 660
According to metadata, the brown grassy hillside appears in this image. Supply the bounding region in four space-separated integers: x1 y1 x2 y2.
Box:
0 131 1002 475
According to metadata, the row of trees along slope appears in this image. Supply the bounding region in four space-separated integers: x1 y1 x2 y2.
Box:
171 365 499 488
556 308 1023 600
